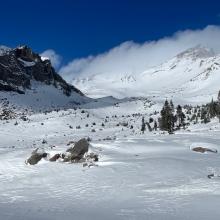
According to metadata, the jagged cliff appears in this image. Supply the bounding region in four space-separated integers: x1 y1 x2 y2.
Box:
0 45 83 96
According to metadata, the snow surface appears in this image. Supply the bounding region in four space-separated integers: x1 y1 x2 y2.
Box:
0 81 91 111
17 58 36 67
0 96 220 220
1 45 220 220
41 56 50 62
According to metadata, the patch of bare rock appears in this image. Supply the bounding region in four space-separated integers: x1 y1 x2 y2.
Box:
26 138 99 167
191 146 217 154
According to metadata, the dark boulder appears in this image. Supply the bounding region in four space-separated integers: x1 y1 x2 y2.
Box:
26 149 47 165
192 147 217 153
66 138 89 162
49 153 61 162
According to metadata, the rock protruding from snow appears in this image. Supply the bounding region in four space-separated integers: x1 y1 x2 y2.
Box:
49 154 61 162
192 146 218 153
25 148 48 165
66 138 89 162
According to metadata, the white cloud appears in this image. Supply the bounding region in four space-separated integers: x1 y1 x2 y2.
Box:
40 49 62 69
59 25 220 81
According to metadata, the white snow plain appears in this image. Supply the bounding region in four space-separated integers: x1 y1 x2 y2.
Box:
1 45 220 219
0 92 220 220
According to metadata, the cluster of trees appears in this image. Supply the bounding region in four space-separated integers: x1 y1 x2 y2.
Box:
140 91 220 134
158 100 186 133
185 91 220 125
157 91 220 133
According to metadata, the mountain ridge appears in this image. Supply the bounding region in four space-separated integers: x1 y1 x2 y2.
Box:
70 45 220 103
0 45 83 96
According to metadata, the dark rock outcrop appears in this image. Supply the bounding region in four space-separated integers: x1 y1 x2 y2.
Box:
192 147 217 153
26 149 48 165
0 45 84 96
49 153 61 162
66 138 89 162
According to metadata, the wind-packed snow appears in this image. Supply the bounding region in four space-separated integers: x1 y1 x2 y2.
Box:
0 96 220 220
1 45 220 220
41 56 50 62
18 58 36 67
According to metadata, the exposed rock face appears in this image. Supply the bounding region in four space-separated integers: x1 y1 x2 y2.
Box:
26 149 48 165
0 45 83 96
66 138 89 162
192 147 218 153
25 139 99 166
49 153 61 162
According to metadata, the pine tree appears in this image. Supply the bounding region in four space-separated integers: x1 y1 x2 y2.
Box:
153 121 158 131
218 90 220 103
214 92 220 122
209 98 217 118
141 117 146 134
176 105 185 128
170 100 174 112
159 100 175 133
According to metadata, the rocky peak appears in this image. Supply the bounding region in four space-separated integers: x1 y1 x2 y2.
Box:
0 45 84 96
176 45 215 60
15 45 41 62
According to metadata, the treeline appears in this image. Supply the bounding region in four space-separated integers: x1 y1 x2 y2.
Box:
141 91 220 134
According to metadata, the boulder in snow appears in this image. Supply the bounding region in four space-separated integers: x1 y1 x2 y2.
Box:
66 138 89 162
192 147 217 154
26 148 48 165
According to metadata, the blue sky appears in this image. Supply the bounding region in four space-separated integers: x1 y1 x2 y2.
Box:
1 0 220 64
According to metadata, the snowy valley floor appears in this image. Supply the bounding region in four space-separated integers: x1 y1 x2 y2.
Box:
0 99 220 220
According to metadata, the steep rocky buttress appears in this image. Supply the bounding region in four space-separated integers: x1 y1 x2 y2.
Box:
0 45 83 96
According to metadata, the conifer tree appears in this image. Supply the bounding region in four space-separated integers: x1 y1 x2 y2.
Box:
153 120 158 131
176 105 185 128
141 117 146 134
159 100 175 133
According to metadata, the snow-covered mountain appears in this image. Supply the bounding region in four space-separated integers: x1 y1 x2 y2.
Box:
71 46 220 103
2 45 220 220
0 45 90 110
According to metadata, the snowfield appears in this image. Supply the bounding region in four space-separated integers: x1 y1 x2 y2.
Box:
0 45 220 219
0 93 220 220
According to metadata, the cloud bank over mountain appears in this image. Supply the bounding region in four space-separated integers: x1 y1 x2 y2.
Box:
59 25 220 81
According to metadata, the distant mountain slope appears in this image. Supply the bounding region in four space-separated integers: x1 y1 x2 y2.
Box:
71 46 220 103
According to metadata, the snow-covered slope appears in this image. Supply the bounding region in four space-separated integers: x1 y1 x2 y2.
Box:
1 97 220 220
1 44 220 219
71 46 220 104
